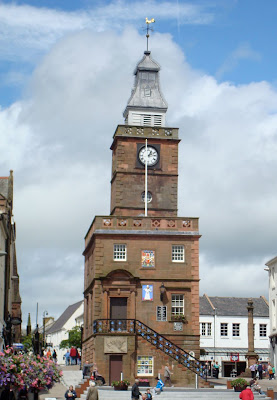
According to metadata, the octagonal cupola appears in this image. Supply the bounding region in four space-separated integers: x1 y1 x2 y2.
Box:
123 51 168 127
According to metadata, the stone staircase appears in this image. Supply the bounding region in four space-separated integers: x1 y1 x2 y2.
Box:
79 387 271 400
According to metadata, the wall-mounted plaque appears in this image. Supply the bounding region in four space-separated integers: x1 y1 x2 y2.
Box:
142 284 153 301
104 337 127 353
141 250 155 268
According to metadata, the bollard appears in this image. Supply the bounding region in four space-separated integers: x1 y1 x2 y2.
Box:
226 380 232 390
266 387 274 400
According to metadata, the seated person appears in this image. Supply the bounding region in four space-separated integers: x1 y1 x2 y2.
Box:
64 386 77 400
82 361 93 379
145 388 152 399
153 377 164 394
250 378 261 394
92 364 105 385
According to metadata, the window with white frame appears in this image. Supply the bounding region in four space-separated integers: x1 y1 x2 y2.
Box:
259 324 267 337
200 322 212 336
171 294 184 316
172 245 185 262
157 306 167 321
113 244 127 261
273 300 276 330
232 323 240 337
220 323 228 336
137 356 153 376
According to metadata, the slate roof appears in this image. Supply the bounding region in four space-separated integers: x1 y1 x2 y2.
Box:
47 300 83 334
200 295 269 317
0 177 9 198
124 51 168 116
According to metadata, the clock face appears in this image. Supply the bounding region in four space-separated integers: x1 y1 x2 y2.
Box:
138 146 159 166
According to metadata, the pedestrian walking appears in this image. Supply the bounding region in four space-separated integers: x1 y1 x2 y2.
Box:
86 381 98 400
70 346 77 365
249 363 256 379
164 362 174 387
64 349 70 366
131 379 141 400
214 361 220 378
52 349 57 363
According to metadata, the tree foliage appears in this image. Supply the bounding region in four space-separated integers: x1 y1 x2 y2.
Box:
59 326 82 349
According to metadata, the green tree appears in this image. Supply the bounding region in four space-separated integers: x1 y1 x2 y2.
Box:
59 326 82 349
21 334 33 351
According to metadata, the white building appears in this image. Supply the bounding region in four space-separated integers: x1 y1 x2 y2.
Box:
199 294 269 377
265 256 277 367
46 300 84 364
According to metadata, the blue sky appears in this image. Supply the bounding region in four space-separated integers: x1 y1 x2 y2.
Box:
1 0 277 108
1 0 277 326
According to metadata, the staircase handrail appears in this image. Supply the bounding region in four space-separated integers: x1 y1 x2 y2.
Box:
93 318 206 380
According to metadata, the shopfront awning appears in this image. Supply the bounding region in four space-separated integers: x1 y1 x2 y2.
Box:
201 347 269 356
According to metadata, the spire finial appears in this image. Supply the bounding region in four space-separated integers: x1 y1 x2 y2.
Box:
145 18 155 51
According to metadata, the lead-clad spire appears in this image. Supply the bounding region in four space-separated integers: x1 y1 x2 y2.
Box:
123 51 168 127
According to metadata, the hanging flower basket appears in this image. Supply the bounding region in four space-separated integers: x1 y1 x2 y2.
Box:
0 347 62 390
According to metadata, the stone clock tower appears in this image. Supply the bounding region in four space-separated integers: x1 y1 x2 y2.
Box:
110 51 179 217
82 49 202 387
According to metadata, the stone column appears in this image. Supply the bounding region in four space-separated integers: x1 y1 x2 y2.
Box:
246 298 258 367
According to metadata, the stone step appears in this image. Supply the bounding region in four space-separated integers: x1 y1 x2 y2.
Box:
79 388 269 400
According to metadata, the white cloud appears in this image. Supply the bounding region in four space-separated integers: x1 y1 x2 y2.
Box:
0 27 276 325
0 1 214 62
216 42 261 80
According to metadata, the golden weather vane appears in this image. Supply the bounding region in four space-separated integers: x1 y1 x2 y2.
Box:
145 18 155 51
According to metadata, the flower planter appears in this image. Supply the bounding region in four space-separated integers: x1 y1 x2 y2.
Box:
139 382 150 387
233 386 246 392
113 385 128 391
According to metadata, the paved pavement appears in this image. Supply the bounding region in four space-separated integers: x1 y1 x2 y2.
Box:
39 366 277 400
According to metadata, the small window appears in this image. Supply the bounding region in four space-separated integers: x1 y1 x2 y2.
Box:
171 294 184 316
259 324 267 337
172 245 185 262
232 323 240 337
157 306 167 321
220 323 228 336
144 88 151 97
137 356 153 376
113 244 126 261
201 322 212 336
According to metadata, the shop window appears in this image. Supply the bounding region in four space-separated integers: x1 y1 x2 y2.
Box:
137 356 154 376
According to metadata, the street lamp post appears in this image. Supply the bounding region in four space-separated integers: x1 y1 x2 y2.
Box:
43 311 48 349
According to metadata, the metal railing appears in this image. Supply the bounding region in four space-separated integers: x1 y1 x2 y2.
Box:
93 319 206 380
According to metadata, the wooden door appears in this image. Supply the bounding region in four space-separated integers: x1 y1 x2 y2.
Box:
110 297 127 330
109 355 123 384
110 297 127 319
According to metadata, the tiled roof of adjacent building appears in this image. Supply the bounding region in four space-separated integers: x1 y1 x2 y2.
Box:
47 300 83 334
200 294 269 317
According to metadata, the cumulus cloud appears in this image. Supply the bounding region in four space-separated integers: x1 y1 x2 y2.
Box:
0 22 276 325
